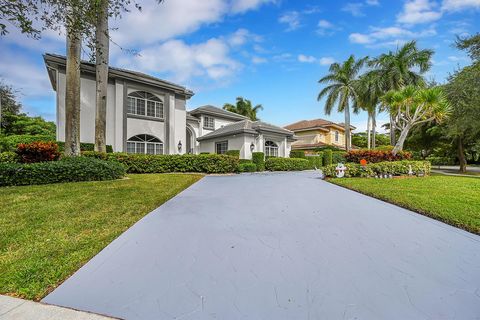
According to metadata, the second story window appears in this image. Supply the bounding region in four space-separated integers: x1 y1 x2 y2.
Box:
335 130 339 143
127 91 164 119
204 116 215 129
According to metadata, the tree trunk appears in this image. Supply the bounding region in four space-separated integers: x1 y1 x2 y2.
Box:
366 112 371 150
392 125 411 155
389 112 396 146
94 0 109 153
344 104 351 152
64 24 82 157
372 109 376 149
458 137 467 173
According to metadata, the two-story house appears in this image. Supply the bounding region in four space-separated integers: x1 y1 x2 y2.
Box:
44 53 295 159
284 119 355 152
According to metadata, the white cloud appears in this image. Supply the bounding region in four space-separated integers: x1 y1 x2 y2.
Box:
298 54 317 63
366 0 380 5
317 19 340 36
227 28 262 46
349 26 436 45
442 0 480 11
349 33 373 44
397 0 442 25
251 56 267 64
278 11 302 31
230 0 276 13
342 0 380 16
319 57 336 65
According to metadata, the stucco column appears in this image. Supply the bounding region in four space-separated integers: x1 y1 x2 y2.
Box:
114 80 124 152
168 94 175 154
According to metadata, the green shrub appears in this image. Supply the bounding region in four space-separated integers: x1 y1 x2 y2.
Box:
0 152 18 163
0 157 126 187
306 156 323 168
82 152 239 174
332 151 347 164
323 149 333 166
425 156 455 166
321 161 431 178
238 162 257 172
252 152 265 171
289 150 305 158
345 149 411 163
225 150 240 158
0 135 113 153
265 157 310 171
239 159 253 164
56 141 113 153
16 141 60 163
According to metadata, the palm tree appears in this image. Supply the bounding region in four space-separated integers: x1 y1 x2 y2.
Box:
381 86 450 155
369 41 434 145
354 71 383 149
223 97 263 121
318 55 368 151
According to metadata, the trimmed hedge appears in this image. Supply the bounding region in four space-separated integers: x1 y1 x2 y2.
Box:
0 157 126 187
323 149 333 166
0 152 18 163
16 141 60 163
321 161 431 178
306 156 323 168
82 152 239 174
426 156 455 166
289 150 305 158
238 162 257 172
226 150 240 158
265 157 310 171
345 149 411 163
252 152 265 171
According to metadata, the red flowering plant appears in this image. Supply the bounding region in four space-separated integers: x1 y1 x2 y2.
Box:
16 141 61 163
345 149 411 164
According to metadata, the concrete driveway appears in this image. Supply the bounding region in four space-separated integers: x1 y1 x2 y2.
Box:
43 172 480 319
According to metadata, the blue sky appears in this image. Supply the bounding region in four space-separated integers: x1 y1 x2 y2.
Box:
1 0 478 131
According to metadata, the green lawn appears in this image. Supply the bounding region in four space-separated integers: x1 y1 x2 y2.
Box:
330 176 480 234
0 173 203 300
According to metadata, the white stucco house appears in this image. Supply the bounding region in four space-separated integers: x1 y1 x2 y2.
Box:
44 53 295 159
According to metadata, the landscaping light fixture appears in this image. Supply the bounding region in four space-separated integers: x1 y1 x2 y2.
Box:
250 142 255 152
178 140 182 152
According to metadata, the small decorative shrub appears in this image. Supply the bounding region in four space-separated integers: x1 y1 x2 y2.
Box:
332 151 346 164
226 150 240 158
323 149 333 166
56 142 113 153
16 141 60 163
238 162 257 172
345 149 411 163
0 151 18 163
321 160 431 178
289 150 305 158
425 156 455 166
252 152 265 171
265 158 310 171
0 157 126 187
81 152 239 174
306 155 323 168
0 135 113 153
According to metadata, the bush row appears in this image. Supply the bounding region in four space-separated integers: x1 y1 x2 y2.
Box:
252 152 265 171
82 152 239 174
321 161 431 178
0 157 126 187
0 151 18 163
265 157 310 171
237 162 257 172
345 149 412 163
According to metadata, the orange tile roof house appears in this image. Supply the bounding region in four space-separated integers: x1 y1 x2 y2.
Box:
284 119 355 151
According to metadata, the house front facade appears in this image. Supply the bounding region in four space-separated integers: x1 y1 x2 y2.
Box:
44 53 295 159
284 119 355 152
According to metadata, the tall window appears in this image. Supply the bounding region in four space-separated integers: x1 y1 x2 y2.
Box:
204 116 215 129
127 91 164 119
215 141 228 154
335 131 339 143
127 134 163 155
265 140 278 157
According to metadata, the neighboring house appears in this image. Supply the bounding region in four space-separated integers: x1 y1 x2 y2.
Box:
284 119 355 152
44 53 294 159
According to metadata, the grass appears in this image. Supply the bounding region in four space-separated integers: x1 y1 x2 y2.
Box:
330 175 480 234
0 173 203 300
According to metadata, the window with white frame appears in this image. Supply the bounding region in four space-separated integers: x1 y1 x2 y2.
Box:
204 116 215 129
265 140 279 157
335 130 339 143
127 91 164 119
126 134 164 155
215 141 228 154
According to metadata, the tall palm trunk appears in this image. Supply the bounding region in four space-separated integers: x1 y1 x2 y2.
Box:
371 109 377 149
366 112 371 150
344 104 351 151
94 0 109 152
64 21 82 156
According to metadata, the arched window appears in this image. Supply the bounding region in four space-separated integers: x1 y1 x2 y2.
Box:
127 91 164 119
335 130 339 143
127 134 163 155
265 140 278 157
